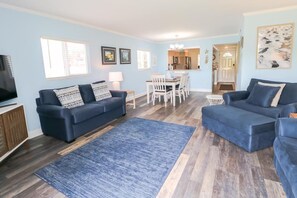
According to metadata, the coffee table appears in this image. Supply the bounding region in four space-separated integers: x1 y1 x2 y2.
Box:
206 94 224 105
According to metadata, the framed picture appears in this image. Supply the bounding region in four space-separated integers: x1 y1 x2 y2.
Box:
256 23 294 69
101 46 116 65
119 48 131 64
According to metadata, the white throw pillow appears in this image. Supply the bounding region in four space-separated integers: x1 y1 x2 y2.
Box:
54 85 84 109
91 82 112 101
258 82 286 107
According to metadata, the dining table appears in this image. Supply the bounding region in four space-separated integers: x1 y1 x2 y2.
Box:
146 77 180 106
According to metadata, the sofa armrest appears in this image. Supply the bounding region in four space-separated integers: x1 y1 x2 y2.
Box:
110 90 128 100
36 105 71 119
223 91 250 105
276 118 297 139
280 102 297 117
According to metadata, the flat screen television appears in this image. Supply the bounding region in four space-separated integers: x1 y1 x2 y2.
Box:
0 55 18 103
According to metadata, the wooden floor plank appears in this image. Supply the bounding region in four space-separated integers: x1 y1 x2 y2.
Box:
0 92 283 197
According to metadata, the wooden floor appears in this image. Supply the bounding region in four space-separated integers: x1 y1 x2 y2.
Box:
0 92 286 198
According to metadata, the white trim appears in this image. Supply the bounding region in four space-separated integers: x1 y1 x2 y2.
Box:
243 5 297 16
0 3 157 44
126 92 146 101
29 128 43 139
161 34 239 44
0 138 28 162
190 88 212 92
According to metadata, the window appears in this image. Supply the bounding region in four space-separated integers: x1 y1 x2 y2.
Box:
137 50 151 70
41 38 88 78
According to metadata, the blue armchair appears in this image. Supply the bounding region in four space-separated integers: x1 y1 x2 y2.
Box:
274 118 297 198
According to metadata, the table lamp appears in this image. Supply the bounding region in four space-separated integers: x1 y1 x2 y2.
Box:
109 72 123 90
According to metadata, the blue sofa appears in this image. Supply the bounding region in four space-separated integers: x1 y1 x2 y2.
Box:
202 78 297 152
36 82 127 142
274 118 297 198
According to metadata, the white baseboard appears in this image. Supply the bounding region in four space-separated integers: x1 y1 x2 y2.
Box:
126 92 147 101
28 128 43 139
190 88 212 92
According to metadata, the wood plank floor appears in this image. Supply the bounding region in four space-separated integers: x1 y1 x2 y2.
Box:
0 92 286 198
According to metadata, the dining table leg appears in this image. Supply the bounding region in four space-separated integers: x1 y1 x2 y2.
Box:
172 83 176 106
146 83 150 104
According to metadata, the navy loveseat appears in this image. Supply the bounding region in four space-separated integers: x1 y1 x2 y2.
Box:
274 118 297 198
36 82 127 142
202 78 297 152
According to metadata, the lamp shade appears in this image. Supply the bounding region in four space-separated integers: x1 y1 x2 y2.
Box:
109 72 123 82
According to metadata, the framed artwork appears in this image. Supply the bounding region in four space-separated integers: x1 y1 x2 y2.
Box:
101 46 116 65
256 23 294 69
119 48 131 64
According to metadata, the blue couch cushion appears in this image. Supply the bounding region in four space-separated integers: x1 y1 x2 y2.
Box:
246 84 280 107
247 78 297 105
230 100 282 119
39 89 61 106
92 97 123 112
202 105 275 135
79 84 96 104
274 137 297 197
70 104 105 124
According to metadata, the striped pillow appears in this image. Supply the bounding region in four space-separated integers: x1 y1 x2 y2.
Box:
54 85 84 109
91 82 112 101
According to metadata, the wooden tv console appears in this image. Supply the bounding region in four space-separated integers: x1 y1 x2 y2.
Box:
0 104 28 162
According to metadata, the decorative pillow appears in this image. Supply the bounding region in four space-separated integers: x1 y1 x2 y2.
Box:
258 82 286 107
246 84 280 108
53 85 84 109
91 82 112 101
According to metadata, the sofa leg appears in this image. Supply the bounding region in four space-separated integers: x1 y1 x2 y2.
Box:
122 113 126 116
65 139 76 144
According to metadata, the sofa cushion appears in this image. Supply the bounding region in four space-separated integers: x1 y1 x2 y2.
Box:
279 83 297 105
246 84 280 107
247 78 297 105
230 100 283 119
39 89 61 106
202 105 275 135
92 97 122 112
54 85 84 109
70 104 105 124
258 82 286 107
91 82 112 101
274 137 297 197
79 84 95 103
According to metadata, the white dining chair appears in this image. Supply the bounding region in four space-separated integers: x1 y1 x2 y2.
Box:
151 74 173 107
176 74 187 103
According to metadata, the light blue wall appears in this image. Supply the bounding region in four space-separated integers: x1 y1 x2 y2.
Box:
239 8 297 90
0 7 158 136
157 35 240 91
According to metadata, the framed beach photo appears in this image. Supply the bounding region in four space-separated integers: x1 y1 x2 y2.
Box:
101 46 116 65
119 48 131 64
256 23 294 69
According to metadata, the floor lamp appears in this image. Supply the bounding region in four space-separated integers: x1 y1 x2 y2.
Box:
109 72 123 90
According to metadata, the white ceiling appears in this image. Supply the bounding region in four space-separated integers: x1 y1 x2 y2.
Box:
1 0 297 42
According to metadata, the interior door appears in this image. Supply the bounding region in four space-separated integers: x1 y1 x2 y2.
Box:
218 51 235 83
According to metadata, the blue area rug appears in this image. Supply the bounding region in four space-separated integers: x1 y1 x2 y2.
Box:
35 117 195 198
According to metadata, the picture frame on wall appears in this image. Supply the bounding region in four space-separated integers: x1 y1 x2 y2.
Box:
256 23 294 69
173 56 179 64
101 46 116 65
119 48 131 64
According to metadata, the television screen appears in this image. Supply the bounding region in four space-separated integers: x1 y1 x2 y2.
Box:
0 55 17 103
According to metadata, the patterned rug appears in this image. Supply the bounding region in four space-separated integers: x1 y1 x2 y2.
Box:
35 117 195 198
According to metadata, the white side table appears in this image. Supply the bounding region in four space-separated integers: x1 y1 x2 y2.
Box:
126 90 136 109
206 94 224 105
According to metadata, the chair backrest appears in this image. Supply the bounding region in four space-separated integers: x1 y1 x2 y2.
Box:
151 74 166 92
178 74 188 89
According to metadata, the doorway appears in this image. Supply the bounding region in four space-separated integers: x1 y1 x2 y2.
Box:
212 43 239 94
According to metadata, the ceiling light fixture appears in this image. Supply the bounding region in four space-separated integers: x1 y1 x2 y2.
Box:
170 35 184 50
223 52 232 58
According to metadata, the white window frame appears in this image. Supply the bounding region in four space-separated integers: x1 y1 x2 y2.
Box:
137 50 151 70
40 37 90 79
